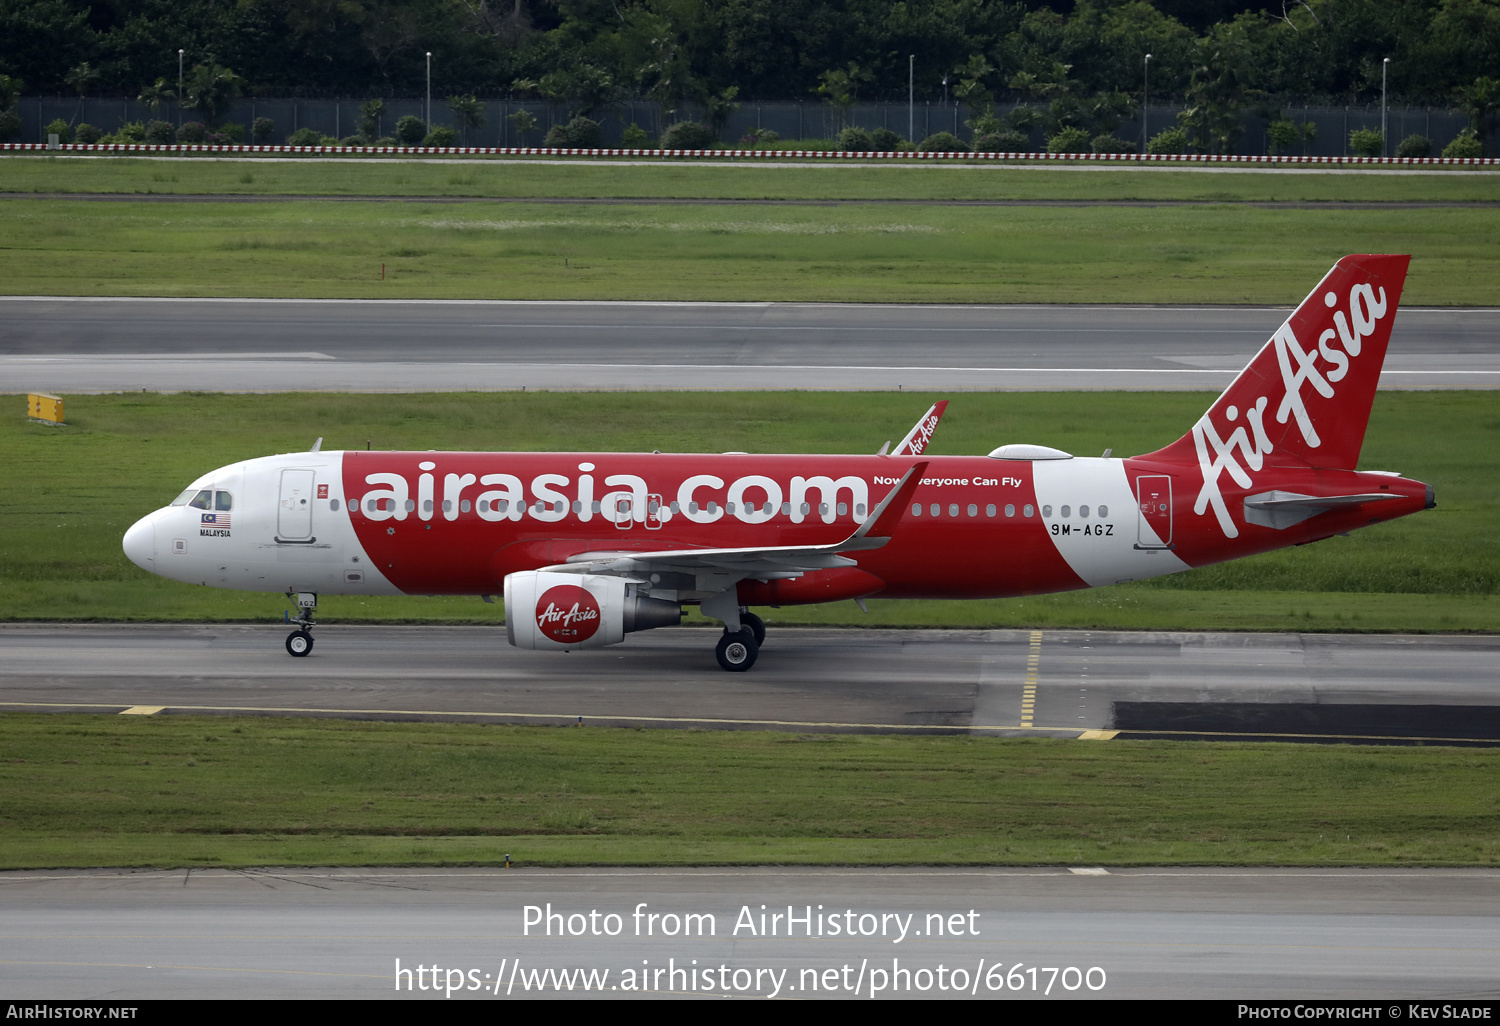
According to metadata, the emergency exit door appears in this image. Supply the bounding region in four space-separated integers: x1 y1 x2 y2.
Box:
1134 475 1173 550
278 469 316 541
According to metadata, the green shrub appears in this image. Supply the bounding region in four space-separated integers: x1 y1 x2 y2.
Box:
339 134 365 147
144 120 175 144
543 116 602 148
394 115 426 145
869 127 904 150
1045 126 1091 153
113 121 145 143
1442 130 1483 159
739 127 781 147
836 126 873 151
73 123 101 144
373 136 396 147
1349 128 1384 157
917 131 967 152
286 127 321 147
0 108 20 142
422 125 457 147
176 121 207 143
1147 127 1188 154
622 122 651 147
251 116 274 143
659 121 716 149
972 129 1028 152
1396 134 1432 158
1091 134 1137 153
1267 119 1298 155
218 122 244 143
44 119 71 143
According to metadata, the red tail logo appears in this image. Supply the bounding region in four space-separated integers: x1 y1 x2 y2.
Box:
1143 254 1409 539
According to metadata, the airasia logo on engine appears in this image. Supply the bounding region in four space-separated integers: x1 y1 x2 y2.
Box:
535 585 601 643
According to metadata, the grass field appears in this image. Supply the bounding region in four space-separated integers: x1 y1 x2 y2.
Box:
4 391 1494 632
3 196 1499 303
4 155 1500 203
2 714 1495 869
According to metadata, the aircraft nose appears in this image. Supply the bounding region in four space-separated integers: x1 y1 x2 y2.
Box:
123 515 156 570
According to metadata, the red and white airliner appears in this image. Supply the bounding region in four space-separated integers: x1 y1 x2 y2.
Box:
123 255 1432 670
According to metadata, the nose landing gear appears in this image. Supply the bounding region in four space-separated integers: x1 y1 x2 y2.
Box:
285 592 317 657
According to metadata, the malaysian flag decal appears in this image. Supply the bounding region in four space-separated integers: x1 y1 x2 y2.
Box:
201 512 231 528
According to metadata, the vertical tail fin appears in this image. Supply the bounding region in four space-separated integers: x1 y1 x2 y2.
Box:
1143 254 1410 471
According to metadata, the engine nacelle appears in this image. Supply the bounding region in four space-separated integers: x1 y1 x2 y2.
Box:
504 570 682 650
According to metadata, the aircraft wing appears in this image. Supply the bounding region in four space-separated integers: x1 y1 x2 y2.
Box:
889 401 948 456
541 461 928 579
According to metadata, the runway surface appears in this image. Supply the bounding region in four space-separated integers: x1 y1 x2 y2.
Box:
2 299 1496 392
4 625 1497 744
2 866 1496 999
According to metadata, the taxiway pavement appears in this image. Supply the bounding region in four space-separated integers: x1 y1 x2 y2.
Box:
3 625 1496 743
2 866 1496 999
2 299 1496 393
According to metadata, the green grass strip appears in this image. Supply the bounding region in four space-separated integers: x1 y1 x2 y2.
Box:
2 714 1495 869
3 197 1498 303
2 392 1494 633
4 155 1500 202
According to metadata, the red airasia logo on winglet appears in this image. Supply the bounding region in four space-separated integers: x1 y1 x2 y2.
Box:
535 585 601 643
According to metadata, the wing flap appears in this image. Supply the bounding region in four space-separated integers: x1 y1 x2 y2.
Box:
545 461 928 579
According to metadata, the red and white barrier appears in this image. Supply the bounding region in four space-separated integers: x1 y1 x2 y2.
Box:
2 141 1495 166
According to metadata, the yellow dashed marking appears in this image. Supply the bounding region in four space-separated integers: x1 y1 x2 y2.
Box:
1021 629 1041 728
119 706 164 716
1078 729 1119 741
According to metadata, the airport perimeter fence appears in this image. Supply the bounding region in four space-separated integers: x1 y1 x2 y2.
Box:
7 96 1486 159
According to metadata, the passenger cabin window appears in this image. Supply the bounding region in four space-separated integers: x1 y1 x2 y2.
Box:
1004 504 1015 518
1061 505 1071 518
1098 505 1108 517
1042 505 1052 517
1024 504 1035 517
1080 505 1089 518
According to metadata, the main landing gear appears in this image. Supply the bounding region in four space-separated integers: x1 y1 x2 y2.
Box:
285 592 316 657
714 609 766 672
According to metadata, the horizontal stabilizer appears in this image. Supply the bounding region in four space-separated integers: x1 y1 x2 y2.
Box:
1243 490 1399 530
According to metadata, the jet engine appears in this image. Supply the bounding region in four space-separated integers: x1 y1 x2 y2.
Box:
504 570 682 650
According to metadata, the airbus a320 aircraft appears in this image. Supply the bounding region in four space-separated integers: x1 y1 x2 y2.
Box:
124 255 1432 671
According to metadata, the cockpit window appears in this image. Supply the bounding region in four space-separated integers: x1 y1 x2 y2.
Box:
171 488 197 506
215 490 233 511
188 489 212 510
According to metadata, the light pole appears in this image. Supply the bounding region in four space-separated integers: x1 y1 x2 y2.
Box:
425 52 432 127
908 54 914 145
177 49 184 128
1142 53 1152 153
1382 57 1390 158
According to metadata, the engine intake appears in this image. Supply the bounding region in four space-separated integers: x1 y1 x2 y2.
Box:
504 570 681 650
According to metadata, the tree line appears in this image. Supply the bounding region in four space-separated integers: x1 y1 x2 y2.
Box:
1 1 1497 153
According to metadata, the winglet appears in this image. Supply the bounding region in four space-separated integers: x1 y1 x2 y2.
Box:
850 460 927 543
892 401 948 456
